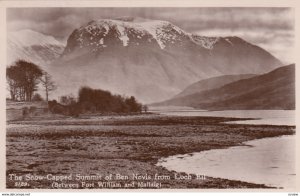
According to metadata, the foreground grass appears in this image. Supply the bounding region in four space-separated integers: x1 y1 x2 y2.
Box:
6 114 295 189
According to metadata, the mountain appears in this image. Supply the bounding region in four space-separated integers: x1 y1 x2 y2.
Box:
7 29 65 68
174 74 256 98
48 18 283 103
152 64 295 110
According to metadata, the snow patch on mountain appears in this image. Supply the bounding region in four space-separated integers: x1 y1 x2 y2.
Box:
115 25 129 46
141 21 167 49
225 38 233 45
191 35 220 49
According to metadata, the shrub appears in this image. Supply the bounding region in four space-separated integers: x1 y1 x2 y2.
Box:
29 106 37 113
60 95 76 105
51 104 66 114
22 107 29 116
32 93 44 101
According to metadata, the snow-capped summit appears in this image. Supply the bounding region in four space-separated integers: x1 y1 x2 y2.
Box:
63 18 220 55
7 29 65 67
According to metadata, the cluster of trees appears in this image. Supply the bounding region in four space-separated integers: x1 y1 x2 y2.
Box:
49 87 146 116
6 60 56 102
78 87 142 113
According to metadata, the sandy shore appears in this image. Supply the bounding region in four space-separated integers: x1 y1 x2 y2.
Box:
6 114 295 189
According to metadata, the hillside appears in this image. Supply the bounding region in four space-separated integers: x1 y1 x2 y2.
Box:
174 74 256 98
153 64 295 110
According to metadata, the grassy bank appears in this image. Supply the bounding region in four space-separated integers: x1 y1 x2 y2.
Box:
6 114 295 189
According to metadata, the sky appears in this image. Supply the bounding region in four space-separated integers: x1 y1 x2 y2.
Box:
7 7 294 64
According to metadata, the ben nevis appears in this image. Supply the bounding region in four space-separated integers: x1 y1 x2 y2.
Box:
45 16 282 104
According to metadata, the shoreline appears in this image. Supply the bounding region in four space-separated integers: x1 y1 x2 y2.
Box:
6 113 295 189
156 134 295 189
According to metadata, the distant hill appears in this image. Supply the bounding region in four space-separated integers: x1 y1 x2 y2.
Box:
174 74 256 98
7 29 65 67
152 64 295 110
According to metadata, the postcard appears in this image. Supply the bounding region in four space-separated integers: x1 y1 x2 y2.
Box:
0 0 299 193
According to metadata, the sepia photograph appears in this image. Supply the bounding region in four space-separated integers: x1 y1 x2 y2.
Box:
4 5 296 191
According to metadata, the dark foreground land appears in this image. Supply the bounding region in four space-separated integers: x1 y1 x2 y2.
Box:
6 114 295 189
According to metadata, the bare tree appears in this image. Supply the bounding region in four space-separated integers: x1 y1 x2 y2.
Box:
142 105 149 113
40 71 57 102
